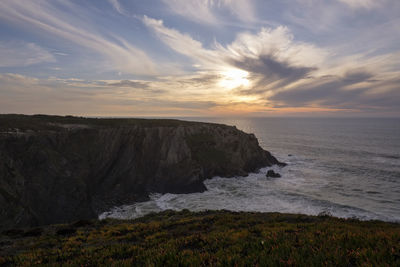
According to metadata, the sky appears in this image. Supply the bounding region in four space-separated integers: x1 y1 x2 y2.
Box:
0 0 399 117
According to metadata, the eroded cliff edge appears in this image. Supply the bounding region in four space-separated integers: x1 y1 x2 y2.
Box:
0 114 283 229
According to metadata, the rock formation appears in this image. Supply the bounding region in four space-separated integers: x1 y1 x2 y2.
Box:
0 114 283 229
266 170 281 178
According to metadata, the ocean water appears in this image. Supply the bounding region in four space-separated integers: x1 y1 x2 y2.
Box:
100 118 400 222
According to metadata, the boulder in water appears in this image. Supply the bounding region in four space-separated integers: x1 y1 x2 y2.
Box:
266 170 281 178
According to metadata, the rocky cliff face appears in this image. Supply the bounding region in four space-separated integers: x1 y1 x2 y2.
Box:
0 115 283 229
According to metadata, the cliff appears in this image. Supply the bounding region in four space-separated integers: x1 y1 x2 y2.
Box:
0 114 283 229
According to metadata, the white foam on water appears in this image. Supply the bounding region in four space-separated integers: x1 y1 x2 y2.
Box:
99 165 399 222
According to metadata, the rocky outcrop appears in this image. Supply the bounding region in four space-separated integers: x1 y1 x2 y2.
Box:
0 115 283 229
266 170 281 178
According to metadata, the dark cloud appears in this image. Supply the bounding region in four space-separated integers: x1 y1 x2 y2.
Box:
174 74 221 88
162 100 218 109
341 71 373 83
269 71 400 111
231 55 315 95
108 80 149 88
238 55 315 80
117 99 218 109
108 79 166 94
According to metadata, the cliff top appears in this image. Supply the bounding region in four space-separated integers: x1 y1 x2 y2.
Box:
0 114 227 132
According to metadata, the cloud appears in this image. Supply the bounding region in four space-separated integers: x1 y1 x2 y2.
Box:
222 26 327 68
144 17 327 70
162 0 218 25
1 2 399 116
142 16 222 68
0 42 55 67
161 0 256 25
337 0 383 9
108 80 149 89
232 55 315 95
144 17 326 93
142 16 400 115
0 73 222 116
268 70 400 111
108 0 125 15
0 0 157 75
290 0 398 39
223 0 257 23
106 79 167 94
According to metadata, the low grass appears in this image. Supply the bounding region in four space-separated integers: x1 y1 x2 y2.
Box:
1 210 399 266
0 114 223 132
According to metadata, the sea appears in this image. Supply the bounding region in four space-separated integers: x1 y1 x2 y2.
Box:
99 118 400 223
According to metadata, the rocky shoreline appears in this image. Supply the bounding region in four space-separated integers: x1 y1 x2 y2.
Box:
0 114 284 229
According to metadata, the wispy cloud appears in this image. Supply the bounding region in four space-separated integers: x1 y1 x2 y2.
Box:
0 0 399 116
337 0 383 9
0 0 157 75
161 0 257 25
108 80 149 89
142 15 400 115
162 0 217 25
224 0 257 23
0 73 221 116
144 16 327 68
143 16 224 69
108 0 125 15
0 41 55 67
144 16 327 90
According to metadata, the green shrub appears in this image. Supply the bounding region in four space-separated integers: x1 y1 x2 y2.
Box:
1 210 399 266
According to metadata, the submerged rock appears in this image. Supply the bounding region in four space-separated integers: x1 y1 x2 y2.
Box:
0 114 284 229
266 170 281 178
278 162 287 167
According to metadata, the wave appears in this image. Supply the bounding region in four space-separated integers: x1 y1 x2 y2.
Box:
100 167 400 223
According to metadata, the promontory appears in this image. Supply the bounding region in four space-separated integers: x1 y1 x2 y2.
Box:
0 114 283 229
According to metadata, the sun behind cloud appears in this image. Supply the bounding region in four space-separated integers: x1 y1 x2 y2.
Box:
218 68 250 89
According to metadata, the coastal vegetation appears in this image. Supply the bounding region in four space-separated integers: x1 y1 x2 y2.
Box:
0 114 205 132
1 210 399 266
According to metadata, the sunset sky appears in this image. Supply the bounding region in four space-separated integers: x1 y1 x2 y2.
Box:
0 0 399 117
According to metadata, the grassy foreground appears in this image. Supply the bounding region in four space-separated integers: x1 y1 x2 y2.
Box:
1 210 399 266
